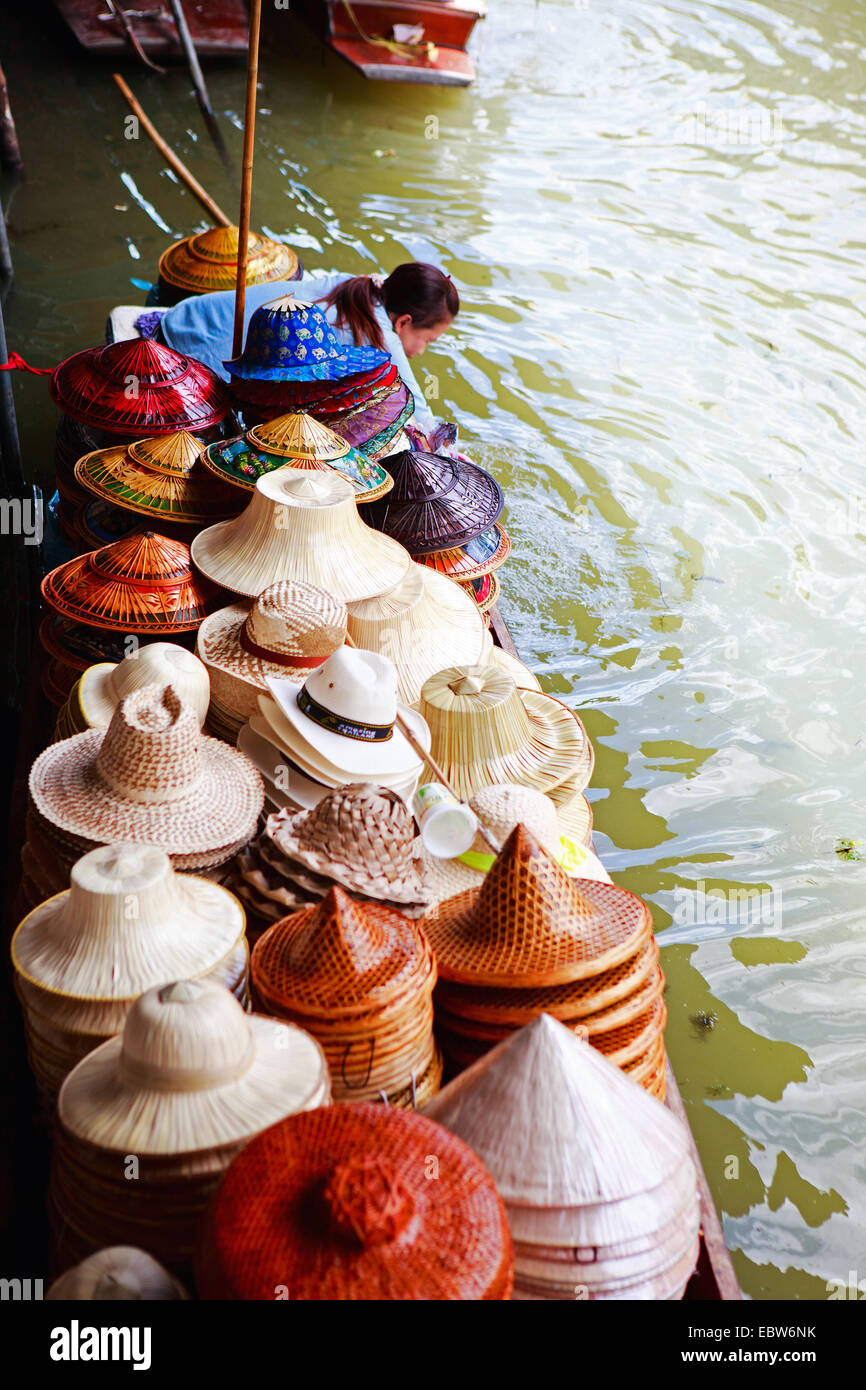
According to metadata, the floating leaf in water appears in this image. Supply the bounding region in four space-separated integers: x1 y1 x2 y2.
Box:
835 838 863 860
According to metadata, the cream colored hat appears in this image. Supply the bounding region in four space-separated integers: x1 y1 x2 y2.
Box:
190 468 411 601
196 581 348 726
78 644 211 729
57 978 331 1154
239 719 333 810
488 646 543 693
346 563 492 706
46 1248 190 1301
419 664 594 799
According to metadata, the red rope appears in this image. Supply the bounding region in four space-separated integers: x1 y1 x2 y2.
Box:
0 352 53 376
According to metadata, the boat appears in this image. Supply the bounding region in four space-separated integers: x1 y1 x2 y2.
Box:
296 0 486 86
52 0 250 57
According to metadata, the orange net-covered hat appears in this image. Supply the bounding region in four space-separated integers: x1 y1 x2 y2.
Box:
424 825 653 988
41 532 224 633
158 226 301 297
195 1102 514 1300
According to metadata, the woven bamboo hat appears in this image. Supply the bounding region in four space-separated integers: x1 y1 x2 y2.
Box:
158 226 301 298
12 841 244 999
196 581 347 726
190 469 410 601
29 684 263 855
424 825 652 988
261 647 427 779
424 1014 698 1260
50 338 230 436
42 532 224 634
264 785 429 906
57 979 330 1153
225 296 389 383
487 647 543 693
346 563 492 706
201 414 393 503
195 1102 513 1300
47 1247 190 1301
417 524 512 583
364 450 503 554
420 664 594 798
78 645 210 730
73 431 240 526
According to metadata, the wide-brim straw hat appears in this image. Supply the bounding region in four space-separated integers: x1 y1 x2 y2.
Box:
73 431 241 526
42 532 224 634
50 337 230 435
253 700 427 801
417 524 512 583
346 563 492 706
158 226 301 297
46 1246 191 1300
364 450 503 554
29 683 263 856
196 581 348 725
423 825 652 988
190 468 411 601
12 842 245 1001
420 663 593 799
78 644 210 729
200 427 393 504
263 786 430 906
195 1102 513 1300
58 978 330 1155
224 295 389 383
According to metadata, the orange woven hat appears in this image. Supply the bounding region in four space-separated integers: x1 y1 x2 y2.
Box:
73 431 241 527
41 532 224 633
424 825 653 988
28 684 264 856
195 1102 513 1299
158 226 301 299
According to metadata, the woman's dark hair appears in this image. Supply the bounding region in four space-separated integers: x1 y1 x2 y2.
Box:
317 262 459 350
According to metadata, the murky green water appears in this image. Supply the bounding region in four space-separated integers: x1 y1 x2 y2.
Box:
4 0 866 1300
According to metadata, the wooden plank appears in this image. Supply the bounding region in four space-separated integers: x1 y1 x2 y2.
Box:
53 0 249 56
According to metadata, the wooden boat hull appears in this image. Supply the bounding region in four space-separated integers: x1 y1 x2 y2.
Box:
52 0 250 56
299 0 484 85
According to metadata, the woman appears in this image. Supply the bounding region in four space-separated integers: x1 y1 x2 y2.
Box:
158 262 459 438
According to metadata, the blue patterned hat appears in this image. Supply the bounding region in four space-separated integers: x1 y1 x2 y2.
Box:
224 296 389 383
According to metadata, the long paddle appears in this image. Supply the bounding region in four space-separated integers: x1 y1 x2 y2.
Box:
231 0 263 358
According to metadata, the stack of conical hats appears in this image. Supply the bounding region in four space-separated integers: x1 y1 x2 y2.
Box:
12 842 250 1103
423 826 668 1098
230 785 431 940
74 430 241 528
48 979 330 1277
157 226 302 304
425 1015 700 1299
195 1102 513 1300
201 412 394 503
251 885 440 1106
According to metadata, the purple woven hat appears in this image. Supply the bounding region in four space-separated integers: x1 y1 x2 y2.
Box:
363 450 503 554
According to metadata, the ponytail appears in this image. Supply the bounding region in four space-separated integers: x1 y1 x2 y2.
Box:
317 262 458 350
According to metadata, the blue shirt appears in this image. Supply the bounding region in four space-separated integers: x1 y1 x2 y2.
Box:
159 272 436 432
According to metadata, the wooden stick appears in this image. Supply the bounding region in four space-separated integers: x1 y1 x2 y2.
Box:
112 73 232 227
232 0 263 359
169 0 214 117
104 0 166 74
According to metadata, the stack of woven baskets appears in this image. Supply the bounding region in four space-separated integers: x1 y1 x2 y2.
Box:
426 1015 700 1300
11 842 249 1104
230 784 431 941
424 825 668 1098
49 978 330 1277
251 884 440 1106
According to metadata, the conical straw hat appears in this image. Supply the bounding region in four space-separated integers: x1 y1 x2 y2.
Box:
200 427 394 503
190 469 411 601
50 337 230 436
195 1102 513 1300
158 226 300 295
78 645 210 729
12 842 244 1000
420 664 593 798
346 563 492 706
58 979 330 1154
423 1013 697 1232
424 825 652 987
364 450 503 554
485 646 542 694
251 885 434 1018
417 524 511 583
247 412 351 461
224 296 389 383
73 432 240 526
42 532 224 633
463 570 501 616
46 1247 190 1300
195 582 347 725
263 785 430 906
29 684 263 855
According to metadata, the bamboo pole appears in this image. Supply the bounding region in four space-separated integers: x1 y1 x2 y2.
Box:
0 61 22 171
169 0 214 118
112 73 232 227
232 0 263 359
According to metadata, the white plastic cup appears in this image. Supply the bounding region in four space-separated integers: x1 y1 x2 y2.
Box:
413 783 478 859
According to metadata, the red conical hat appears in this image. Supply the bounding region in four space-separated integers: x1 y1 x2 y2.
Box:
41 532 224 633
50 338 230 436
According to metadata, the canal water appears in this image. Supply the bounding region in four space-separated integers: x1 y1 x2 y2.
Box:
3 0 865 1299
